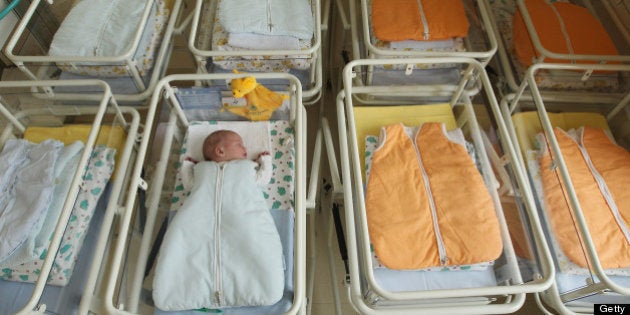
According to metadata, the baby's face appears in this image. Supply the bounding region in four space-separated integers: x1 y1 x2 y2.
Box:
222 133 248 160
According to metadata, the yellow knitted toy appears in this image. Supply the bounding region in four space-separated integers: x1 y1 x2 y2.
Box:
223 70 289 121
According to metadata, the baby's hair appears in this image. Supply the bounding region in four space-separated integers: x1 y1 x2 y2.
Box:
202 129 237 161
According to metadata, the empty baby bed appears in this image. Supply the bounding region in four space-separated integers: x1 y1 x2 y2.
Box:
488 0 630 93
0 80 141 315
321 57 554 314
3 0 186 104
501 62 630 314
188 0 323 105
81 73 310 315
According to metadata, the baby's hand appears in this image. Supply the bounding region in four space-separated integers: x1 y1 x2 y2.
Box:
184 156 199 164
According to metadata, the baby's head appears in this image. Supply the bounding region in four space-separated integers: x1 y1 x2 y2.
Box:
202 130 247 162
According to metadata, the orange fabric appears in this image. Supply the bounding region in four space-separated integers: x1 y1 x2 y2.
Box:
540 127 630 269
365 123 502 270
513 0 619 67
372 0 469 41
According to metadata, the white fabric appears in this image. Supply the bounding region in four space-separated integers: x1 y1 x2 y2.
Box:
1 145 116 286
0 141 83 268
374 268 497 292
218 0 314 40
254 155 273 186
0 139 63 261
0 140 30 217
49 0 149 58
153 159 284 310
389 38 456 50
181 155 272 192
33 141 83 255
227 33 301 50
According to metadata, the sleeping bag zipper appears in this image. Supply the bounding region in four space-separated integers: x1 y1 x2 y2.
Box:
266 0 273 32
213 164 225 307
416 0 430 40
576 136 630 243
412 131 448 265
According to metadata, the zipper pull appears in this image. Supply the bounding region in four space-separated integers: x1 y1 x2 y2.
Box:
440 256 449 266
215 291 222 306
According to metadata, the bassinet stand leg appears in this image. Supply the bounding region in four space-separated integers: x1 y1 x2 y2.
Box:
307 207 316 315
323 199 349 315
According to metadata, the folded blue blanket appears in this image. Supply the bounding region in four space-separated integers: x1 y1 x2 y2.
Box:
218 0 314 40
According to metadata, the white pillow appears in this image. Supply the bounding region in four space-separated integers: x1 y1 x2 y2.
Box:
49 0 148 57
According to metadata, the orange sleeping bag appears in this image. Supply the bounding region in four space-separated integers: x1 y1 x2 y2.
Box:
371 0 470 42
540 127 630 269
365 123 502 270
512 0 619 67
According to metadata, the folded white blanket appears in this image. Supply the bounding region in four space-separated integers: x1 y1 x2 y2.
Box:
0 141 83 268
49 0 149 58
218 0 314 40
388 38 456 50
0 139 63 261
227 33 301 50
33 141 84 255
1 145 116 286
0 141 29 213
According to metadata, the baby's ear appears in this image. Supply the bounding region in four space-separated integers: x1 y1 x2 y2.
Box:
216 146 225 157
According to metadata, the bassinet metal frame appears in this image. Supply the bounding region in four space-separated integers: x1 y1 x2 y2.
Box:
320 57 555 314
500 62 630 315
0 79 141 315
79 73 317 315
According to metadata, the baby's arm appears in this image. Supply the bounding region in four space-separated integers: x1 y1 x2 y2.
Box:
255 151 272 185
180 157 197 191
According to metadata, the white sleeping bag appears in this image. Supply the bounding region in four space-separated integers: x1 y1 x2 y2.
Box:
153 159 284 311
